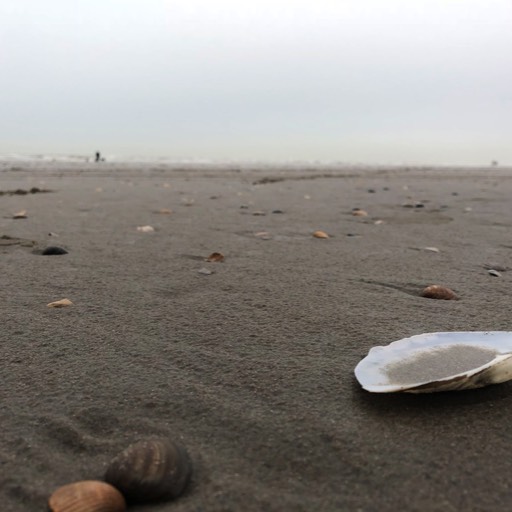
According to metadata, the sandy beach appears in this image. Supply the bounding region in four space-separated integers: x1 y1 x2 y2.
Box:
2 161 512 511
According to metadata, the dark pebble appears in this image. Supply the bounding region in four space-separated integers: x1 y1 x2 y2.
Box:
272 209 284 214
42 246 68 255
367 189 376 193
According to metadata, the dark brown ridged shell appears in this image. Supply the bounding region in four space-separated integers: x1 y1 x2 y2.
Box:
48 480 126 512
421 285 458 300
104 438 192 503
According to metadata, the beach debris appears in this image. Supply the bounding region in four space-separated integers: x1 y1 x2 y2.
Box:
355 331 512 393
154 208 172 215
464 207 473 212
198 267 214 275
421 285 458 300
0 187 51 196
272 209 284 214
47 298 73 308
488 269 502 277
48 232 59 237
48 480 126 512
367 188 376 193
374 220 385 225
104 438 192 504
12 209 27 219
402 202 424 208
423 246 440 253
239 204 249 209
206 252 225 262
252 210 266 216
352 208 368 217
42 246 68 255
313 230 329 239
136 225 155 233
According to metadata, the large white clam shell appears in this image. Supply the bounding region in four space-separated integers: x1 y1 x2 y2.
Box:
355 332 512 393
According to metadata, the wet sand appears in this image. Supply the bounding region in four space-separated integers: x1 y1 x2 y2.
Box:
2 161 512 511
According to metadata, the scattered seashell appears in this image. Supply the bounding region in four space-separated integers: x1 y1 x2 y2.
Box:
104 438 192 503
304 194 311 199
488 269 502 277
421 285 458 300
206 252 224 262
255 231 272 240
423 246 440 253
162 183 171 188
198 267 214 275
42 246 68 255
355 331 512 393
374 220 385 225
154 208 172 215
48 232 59 237
313 230 329 239
137 225 155 233
47 298 73 308
352 209 368 217
48 480 126 512
464 207 473 212
252 210 266 216
13 209 27 219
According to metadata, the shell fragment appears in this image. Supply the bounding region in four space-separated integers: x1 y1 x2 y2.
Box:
355 332 512 393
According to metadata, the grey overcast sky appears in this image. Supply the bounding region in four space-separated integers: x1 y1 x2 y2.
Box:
1 1 511 164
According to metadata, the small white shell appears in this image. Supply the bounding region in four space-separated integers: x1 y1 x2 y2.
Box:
355 332 512 393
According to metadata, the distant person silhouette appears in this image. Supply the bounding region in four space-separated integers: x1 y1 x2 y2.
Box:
95 151 101 162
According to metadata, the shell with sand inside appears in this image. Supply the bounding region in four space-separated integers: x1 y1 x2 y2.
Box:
355 331 512 393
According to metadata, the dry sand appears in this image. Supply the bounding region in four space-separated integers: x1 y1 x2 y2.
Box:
2 161 512 511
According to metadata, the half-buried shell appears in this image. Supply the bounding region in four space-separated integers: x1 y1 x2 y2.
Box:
105 438 192 503
355 331 512 393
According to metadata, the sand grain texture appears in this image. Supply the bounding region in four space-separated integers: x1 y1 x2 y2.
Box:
2 161 512 511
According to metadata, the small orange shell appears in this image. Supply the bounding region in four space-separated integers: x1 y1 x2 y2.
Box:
48 480 126 512
206 252 225 262
421 285 458 300
105 438 192 503
313 230 329 239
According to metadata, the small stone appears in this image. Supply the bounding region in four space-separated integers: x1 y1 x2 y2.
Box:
252 210 266 216
352 209 368 217
374 220 385 225
42 246 68 255
198 267 214 275
367 189 376 193
47 298 73 308
313 230 329 239
272 209 284 214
